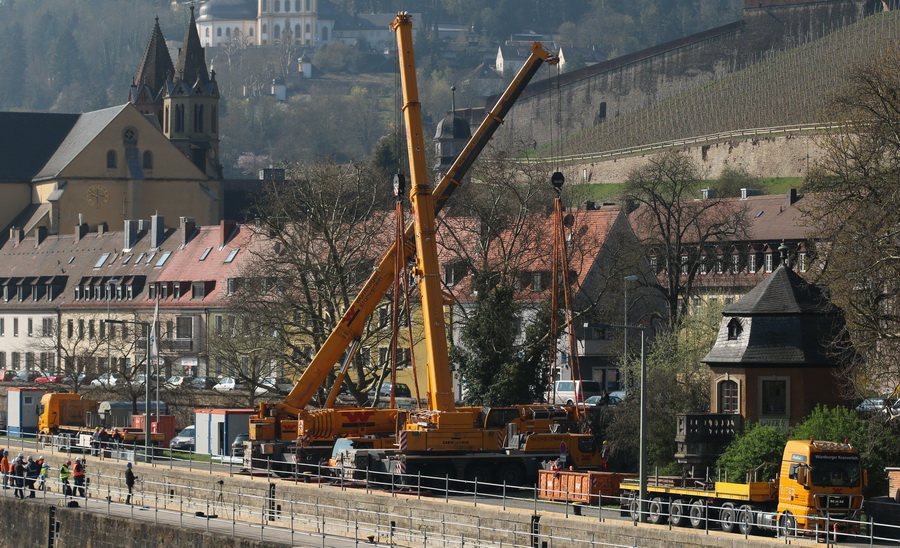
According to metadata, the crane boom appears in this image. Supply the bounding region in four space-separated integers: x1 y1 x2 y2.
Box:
262 12 557 427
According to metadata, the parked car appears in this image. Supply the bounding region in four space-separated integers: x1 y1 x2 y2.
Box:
0 370 17 382
62 373 94 385
91 373 125 387
231 433 249 457
368 382 412 399
254 377 293 395
35 372 67 384
584 393 623 407
169 425 195 452
189 376 217 390
551 380 603 405
213 377 243 392
132 374 166 387
856 397 889 413
165 376 190 388
12 370 41 383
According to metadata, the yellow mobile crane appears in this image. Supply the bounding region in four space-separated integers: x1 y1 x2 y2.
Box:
246 12 562 472
329 13 603 487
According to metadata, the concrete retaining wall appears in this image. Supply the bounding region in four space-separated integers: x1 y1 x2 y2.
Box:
8 455 782 547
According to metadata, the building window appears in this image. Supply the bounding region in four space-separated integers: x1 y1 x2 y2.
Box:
11 352 20 369
680 255 689 275
25 352 34 370
765 253 774 273
731 254 741 273
106 150 117 168
214 315 222 335
205 28 210 37
143 151 153 169
274 0 281 12
192 283 206 299
747 253 757 273
0 318 4 336
715 255 724 274
42 318 53 337
699 255 707 275
88 320 95 339
78 319 85 338
719 380 739 413
67 319 74 338
760 377 789 417
727 318 743 340
176 316 193 339
226 27 231 37
217 27 222 37
798 252 807 272
13 318 18 337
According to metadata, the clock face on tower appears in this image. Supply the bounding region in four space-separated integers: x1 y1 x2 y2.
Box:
86 184 110 208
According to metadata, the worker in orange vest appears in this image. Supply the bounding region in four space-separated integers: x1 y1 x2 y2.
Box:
0 450 9 490
72 457 86 498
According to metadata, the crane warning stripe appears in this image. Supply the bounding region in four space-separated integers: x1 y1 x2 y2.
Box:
395 461 406 475
398 431 407 451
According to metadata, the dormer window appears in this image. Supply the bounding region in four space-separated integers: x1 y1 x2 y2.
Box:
765 253 774 273
798 252 807 272
731 254 741 273
747 253 757 273
727 318 743 340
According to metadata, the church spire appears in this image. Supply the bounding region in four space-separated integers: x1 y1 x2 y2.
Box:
175 6 209 87
132 16 175 103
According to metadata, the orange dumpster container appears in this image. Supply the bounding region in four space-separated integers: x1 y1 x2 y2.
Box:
538 470 639 505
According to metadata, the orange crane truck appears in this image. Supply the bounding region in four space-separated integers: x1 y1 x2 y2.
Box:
245 11 566 475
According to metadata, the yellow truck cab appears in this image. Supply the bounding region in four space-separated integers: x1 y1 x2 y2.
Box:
778 439 865 535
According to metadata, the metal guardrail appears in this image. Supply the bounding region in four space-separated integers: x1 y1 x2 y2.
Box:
2 428 898 547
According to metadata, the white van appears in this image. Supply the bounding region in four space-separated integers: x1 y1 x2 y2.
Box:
552 380 603 405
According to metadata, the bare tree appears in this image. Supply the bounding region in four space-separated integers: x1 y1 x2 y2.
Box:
224 160 398 406
803 50 900 399
624 151 750 327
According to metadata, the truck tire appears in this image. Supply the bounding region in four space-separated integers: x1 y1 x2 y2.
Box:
738 504 756 536
719 503 737 533
669 499 687 527
464 463 494 490
496 463 525 487
780 512 796 538
689 500 706 529
648 497 667 524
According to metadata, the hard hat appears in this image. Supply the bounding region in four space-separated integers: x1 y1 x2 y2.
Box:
75 457 82 463
126 462 132 468
66 461 71 465
26 455 33 461
38 456 44 461
17 453 23 458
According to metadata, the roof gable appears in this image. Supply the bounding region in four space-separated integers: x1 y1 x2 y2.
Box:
0 112 81 183
34 105 129 181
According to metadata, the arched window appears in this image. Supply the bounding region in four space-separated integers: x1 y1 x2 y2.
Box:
106 150 117 169
262 24 267 34
305 23 310 34
727 318 743 340
142 151 153 170
205 28 210 37
193 104 204 132
249 27 254 37
274 24 280 40
274 0 280 12
211 106 218 133
719 380 739 413
321 26 328 41
164 106 169 133
598 102 607 121
226 27 231 37
217 27 222 37
305 0 310 11
295 24 301 37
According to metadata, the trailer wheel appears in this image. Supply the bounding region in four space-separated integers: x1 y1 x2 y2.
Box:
648 497 667 524
497 463 525 487
464 463 494 490
689 500 706 529
628 497 641 521
669 499 687 527
738 504 756 536
719 503 736 533
779 512 796 538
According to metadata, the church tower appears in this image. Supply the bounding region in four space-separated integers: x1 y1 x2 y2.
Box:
129 17 175 126
163 6 221 179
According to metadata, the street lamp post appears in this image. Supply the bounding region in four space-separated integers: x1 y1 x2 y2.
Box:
104 318 151 462
585 321 647 522
622 275 639 390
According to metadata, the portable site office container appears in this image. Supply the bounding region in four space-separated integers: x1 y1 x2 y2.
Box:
194 409 253 456
6 388 46 438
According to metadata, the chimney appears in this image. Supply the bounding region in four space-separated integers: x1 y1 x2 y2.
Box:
701 188 717 199
220 220 237 248
97 222 108 236
9 227 23 245
787 188 799 206
582 200 595 210
180 217 196 247
150 214 165 249
75 220 88 242
34 226 46 247
124 220 139 250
